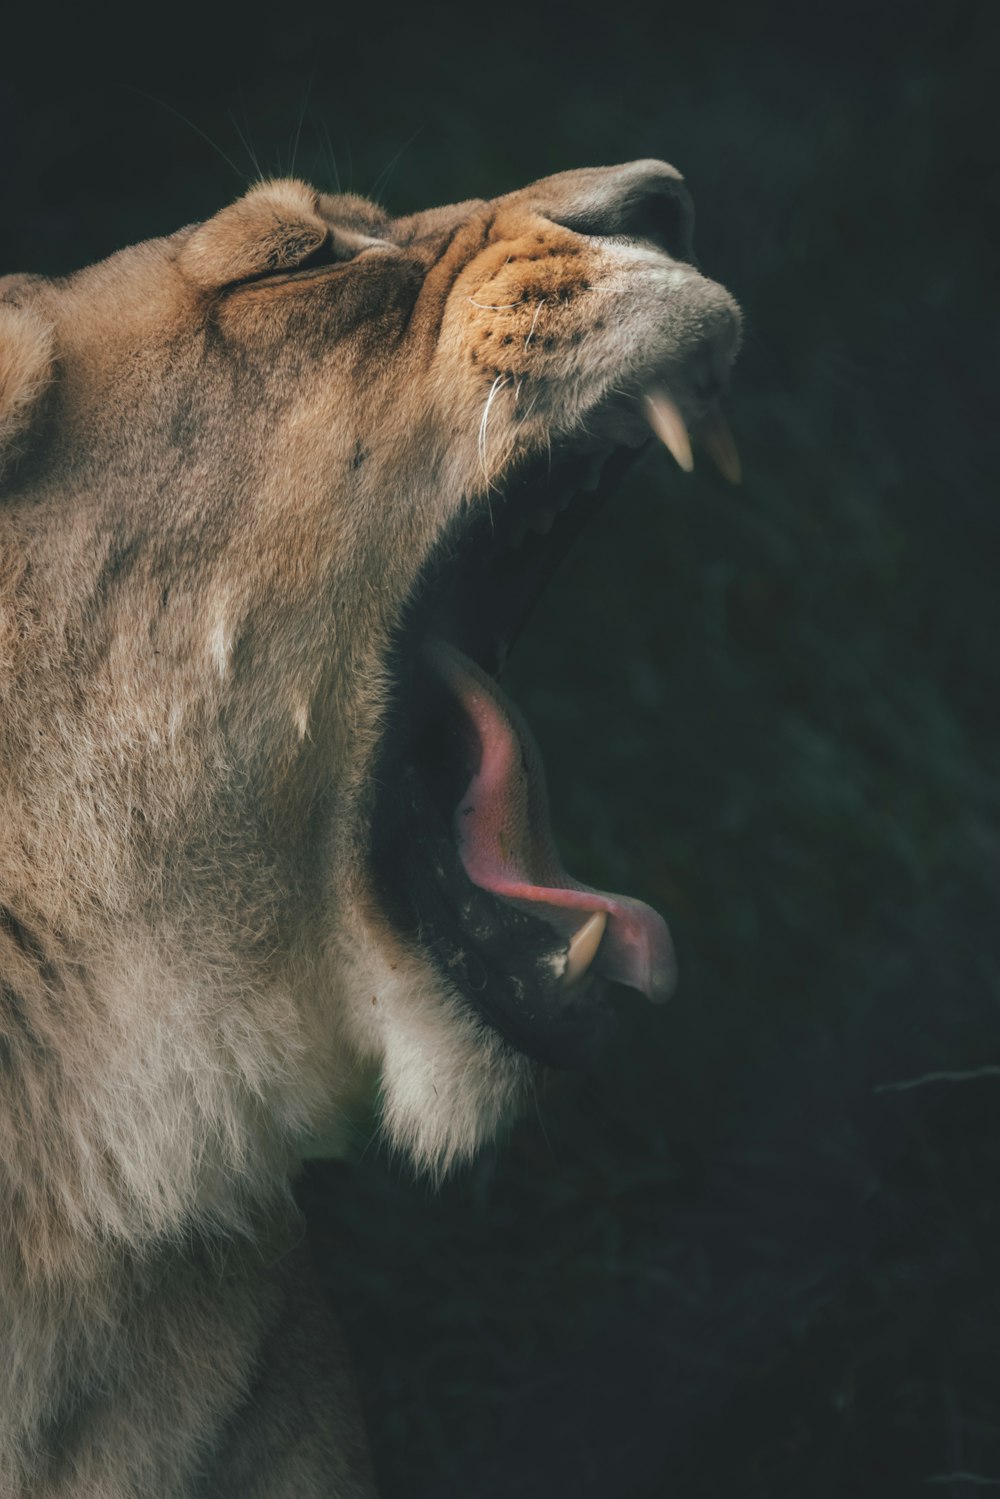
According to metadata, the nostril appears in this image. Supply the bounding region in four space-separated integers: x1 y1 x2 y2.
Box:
533 161 697 263
551 181 695 261
620 188 695 263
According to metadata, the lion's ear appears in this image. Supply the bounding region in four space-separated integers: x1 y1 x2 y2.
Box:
0 301 55 477
179 179 332 289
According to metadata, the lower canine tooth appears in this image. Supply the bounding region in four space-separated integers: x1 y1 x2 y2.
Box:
699 409 742 485
644 389 694 473
565 911 608 987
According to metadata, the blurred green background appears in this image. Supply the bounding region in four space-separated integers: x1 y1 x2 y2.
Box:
3 3 997 1492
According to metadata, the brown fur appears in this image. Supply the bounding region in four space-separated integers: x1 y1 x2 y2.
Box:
0 163 738 1494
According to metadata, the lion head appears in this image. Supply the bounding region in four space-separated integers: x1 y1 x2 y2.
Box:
0 164 739 1258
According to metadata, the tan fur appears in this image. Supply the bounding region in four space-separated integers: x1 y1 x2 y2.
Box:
0 163 738 1494
0 303 54 473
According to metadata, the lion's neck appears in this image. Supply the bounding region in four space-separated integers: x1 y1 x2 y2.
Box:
0 1229 288 1497
0 906 310 1492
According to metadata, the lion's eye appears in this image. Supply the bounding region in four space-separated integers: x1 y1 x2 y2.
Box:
274 232 341 273
236 225 384 289
181 183 393 293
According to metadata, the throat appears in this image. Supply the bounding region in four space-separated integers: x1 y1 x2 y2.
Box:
420 640 675 1002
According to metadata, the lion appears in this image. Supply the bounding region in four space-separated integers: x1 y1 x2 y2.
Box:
0 161 740 1496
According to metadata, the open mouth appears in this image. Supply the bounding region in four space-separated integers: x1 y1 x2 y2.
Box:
370 395 738 1068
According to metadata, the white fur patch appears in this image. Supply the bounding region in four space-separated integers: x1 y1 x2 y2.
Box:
291 696 310 740
335 911 532 1177
209 616 232 678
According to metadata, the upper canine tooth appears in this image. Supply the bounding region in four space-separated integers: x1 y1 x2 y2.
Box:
527 508 556 535
644 389 694 473
699 409 742 486
565 911 608 987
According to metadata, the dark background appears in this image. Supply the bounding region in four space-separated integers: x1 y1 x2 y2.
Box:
3 3 998 1494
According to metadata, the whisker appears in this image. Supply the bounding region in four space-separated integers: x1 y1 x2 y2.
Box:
524 298 545 350
288 73 316 179
229 111 265 184
519 389 541 428
478 374 512 489
120 87 246 183
369 123 427 205
320 119 342 195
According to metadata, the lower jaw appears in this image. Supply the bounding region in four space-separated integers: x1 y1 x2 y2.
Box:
368 634 673 1069
369 742 621 1070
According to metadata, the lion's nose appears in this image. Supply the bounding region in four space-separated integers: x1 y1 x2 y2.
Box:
522 159 697 263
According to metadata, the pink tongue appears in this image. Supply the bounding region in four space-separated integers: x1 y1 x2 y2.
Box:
424 642 675 1001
